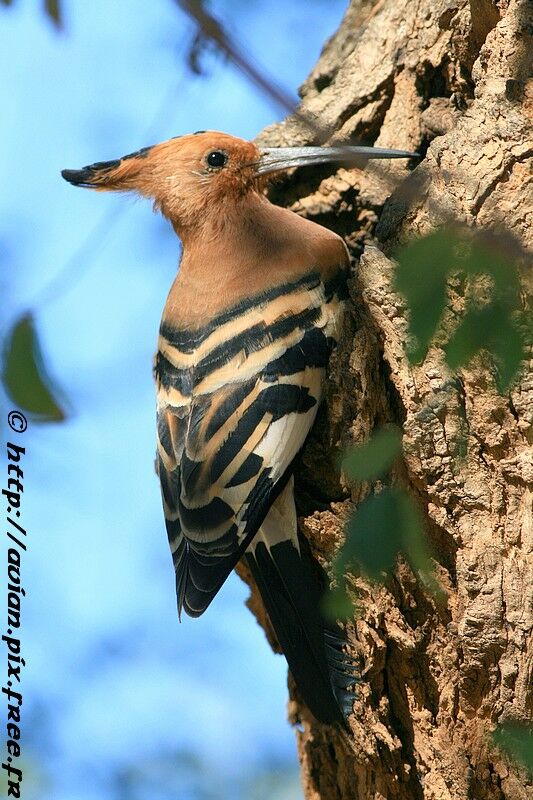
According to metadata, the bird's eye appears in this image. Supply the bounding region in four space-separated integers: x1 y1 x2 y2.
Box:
206 151 228 169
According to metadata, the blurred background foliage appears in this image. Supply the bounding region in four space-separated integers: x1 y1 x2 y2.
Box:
1 0 531 797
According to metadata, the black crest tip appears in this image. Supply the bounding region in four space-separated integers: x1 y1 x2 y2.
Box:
61 167 94 187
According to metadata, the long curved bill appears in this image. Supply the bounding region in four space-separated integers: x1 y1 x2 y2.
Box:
256 145 418 175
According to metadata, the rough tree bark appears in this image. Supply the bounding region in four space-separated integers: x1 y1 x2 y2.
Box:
237 1 532 798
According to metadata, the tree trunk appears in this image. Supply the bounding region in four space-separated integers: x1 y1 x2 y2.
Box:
239 1 532 798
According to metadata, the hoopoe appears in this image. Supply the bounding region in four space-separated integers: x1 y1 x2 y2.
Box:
62 132 415 725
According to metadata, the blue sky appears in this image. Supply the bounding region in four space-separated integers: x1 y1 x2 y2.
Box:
1 2 347 798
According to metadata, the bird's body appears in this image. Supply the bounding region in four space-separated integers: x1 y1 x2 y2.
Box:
63 131 415 725
155 190 352 723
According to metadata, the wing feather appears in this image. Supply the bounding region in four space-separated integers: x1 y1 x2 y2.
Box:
155 271 344 617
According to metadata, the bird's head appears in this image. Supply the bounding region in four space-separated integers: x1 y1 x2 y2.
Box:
62 132 261 229
62 130 416 233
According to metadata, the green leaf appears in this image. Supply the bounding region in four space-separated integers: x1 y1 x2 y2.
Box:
340 489 400 579
445 306 490 369
445 304 525 392
2 313 67 422
493 723 533 776
343 425 403 482
322 586 355 621
395 227 526 393
44 0 62 28
395 231 454 363
460 236 521 304
488 320 525 394
335 487 441 599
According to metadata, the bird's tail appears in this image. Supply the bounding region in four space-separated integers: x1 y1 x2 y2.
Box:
244 484 356 725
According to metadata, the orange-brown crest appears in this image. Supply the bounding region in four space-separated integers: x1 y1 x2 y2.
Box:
62 131 261 231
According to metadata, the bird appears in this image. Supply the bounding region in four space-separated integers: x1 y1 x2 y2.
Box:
62 131 415 725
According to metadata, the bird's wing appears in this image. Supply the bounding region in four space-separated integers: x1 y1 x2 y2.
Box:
155 271 346 617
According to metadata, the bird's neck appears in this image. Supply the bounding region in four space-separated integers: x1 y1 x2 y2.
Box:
164 192 345 330
176 191 292 256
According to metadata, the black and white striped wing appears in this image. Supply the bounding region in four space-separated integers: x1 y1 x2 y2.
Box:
155 272 345 617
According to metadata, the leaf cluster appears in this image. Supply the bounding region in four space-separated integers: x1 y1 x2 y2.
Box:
325 426 441 620
394 228 529 392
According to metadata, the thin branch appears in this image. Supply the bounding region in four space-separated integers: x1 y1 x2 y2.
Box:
175 0 299 115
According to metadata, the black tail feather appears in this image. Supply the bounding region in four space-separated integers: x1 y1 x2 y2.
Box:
245 534 356 725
